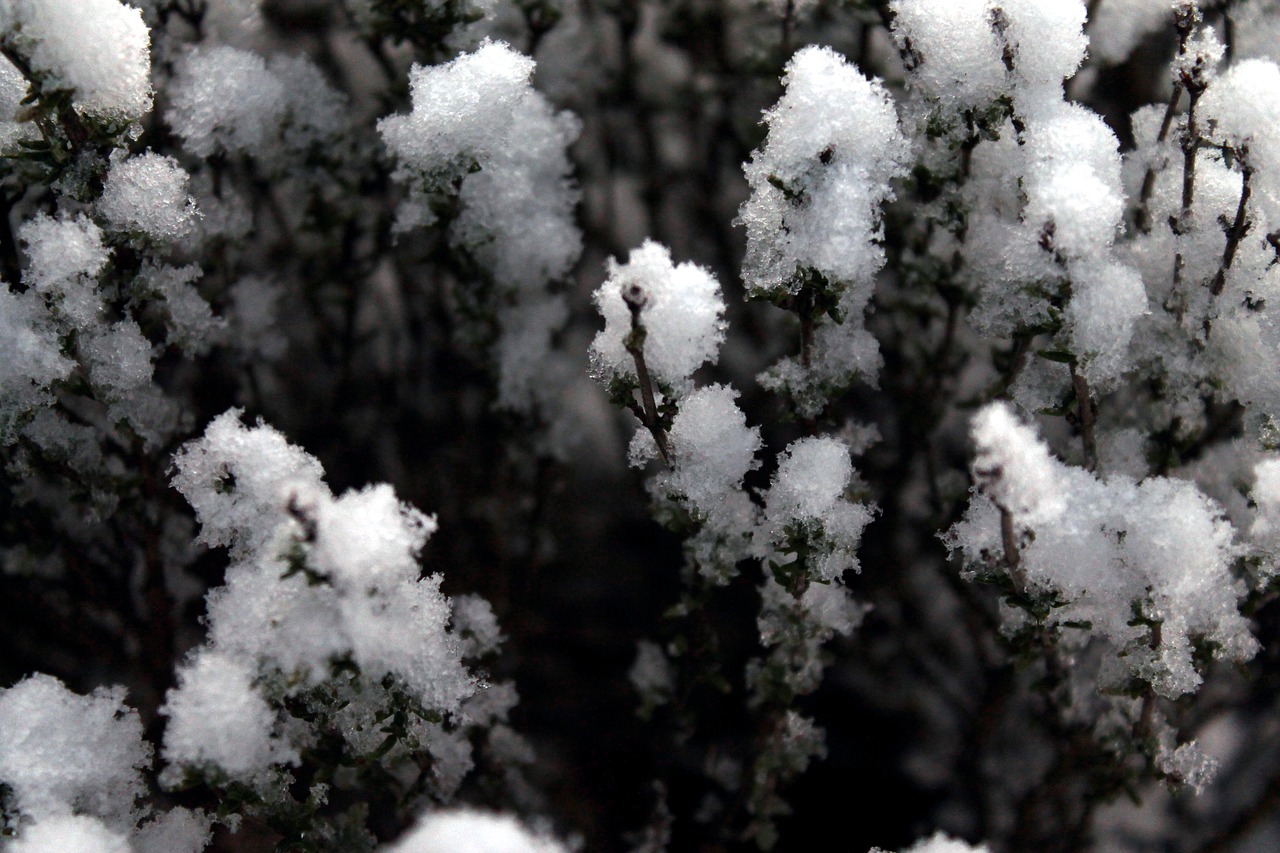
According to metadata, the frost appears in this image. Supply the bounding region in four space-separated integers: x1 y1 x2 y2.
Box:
1 0 152 121
590 240 726 393
383 808 569 853
99 153 199 243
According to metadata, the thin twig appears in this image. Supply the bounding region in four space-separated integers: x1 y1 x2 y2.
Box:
623 285 671 465
1070 365 1099 473
1136 86 1183 234
1210 160 1253 298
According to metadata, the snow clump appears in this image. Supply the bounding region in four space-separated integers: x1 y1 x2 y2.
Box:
590 240 726 394
0 0 152 122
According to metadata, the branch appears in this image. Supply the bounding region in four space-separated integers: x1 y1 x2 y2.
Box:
623 285 672 466
1070 364 1099 473
1210 159 1253 298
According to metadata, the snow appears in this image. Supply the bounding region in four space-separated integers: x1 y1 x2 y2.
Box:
98 153 199 243
590 240 726 394
0 674 148 824
161 651 298 784
951 403 1257 698
2 0 152 121
383 809 569 853
664 384 762 519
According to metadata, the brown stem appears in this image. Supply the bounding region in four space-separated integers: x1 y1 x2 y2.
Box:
623 286 672 466
1136 86 1183 234
1070 365 1098 473
999 505 1028 595
1136 621 1162 743
1210 160 1253 298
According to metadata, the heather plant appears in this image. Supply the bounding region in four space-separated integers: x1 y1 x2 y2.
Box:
5 1 1280 852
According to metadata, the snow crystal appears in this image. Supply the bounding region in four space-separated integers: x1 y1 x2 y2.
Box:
379 40 581 430
0 56 36 151
664 384 762 519
1200 60 1280 175
0 284 72 438
1249 459 1280 580
997 0 1088 95
452 593 505 659
132 808 213 853
170 408 326 558
170 411 479 731
590 240 726 393
0 674 149 824
135 264 223 355
99 153 199 243
451 97 582 293
629 640 675 700
311 483 437 593
2 0 152 122
1021 102 1124 258
8 814 133 853
383 809 569 853
1066 257 1147 387
80 319 154 401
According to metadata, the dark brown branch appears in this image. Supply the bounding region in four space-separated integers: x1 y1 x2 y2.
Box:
1210 160 1253 298
1070 365 1099 473
623 285 671 466
1136 86 1183 234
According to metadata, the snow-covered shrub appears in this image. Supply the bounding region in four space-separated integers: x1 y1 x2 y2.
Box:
7 1 1280 852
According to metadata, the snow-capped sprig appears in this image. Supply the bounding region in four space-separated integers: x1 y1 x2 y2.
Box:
759 436 873 587
949 402 1257 701
591 240 726 462
379 41 583 451
0 0 152 124
739 45 908 418
164 410 492 801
